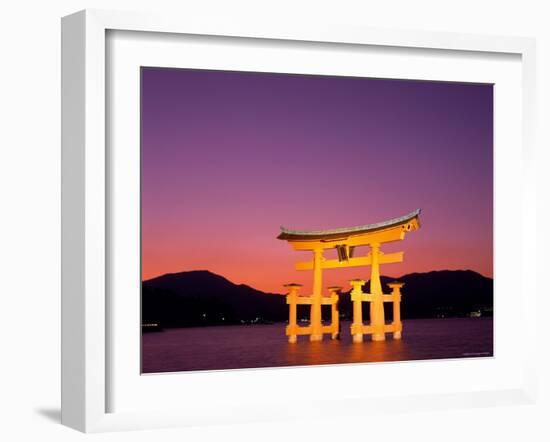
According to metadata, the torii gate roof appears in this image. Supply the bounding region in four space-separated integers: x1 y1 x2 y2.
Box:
277 209 421 242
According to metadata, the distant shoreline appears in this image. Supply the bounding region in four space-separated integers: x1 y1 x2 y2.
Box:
143 315 493 332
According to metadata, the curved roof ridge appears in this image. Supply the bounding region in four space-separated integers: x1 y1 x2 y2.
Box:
278 208 420 239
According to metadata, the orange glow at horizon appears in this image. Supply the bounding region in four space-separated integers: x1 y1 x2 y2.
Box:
141 225 493 294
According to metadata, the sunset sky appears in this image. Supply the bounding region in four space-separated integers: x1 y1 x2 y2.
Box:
141 68 493 294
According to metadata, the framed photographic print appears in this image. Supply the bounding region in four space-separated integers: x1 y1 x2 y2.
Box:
61 9 537 432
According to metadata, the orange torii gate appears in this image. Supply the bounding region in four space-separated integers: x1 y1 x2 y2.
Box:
277 209 421 343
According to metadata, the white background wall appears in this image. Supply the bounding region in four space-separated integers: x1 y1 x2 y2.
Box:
0 1 548 440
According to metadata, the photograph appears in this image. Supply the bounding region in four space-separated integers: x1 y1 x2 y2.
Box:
140 67 494 374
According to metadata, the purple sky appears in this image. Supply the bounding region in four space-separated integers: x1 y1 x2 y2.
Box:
141 67 493 293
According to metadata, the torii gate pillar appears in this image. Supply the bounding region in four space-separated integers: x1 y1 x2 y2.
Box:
369 243 386 341
310 248 323 341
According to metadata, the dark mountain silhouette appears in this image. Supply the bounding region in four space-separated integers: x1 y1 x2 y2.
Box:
338 270 493 321
390 270 492 318
142 270 287 327
142 269 492 328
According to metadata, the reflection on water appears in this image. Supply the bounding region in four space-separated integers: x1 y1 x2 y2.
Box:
142 318 493 374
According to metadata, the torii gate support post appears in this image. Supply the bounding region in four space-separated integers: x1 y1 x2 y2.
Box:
285 283 302 343
310 248 324 341
369 243 386 341
327 286 341 340
350 279 366 343
388 282 404 339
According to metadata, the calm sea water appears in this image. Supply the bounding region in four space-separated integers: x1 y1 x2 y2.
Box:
141 318 493 373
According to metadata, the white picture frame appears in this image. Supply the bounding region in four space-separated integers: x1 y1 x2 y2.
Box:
61 9 537 433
